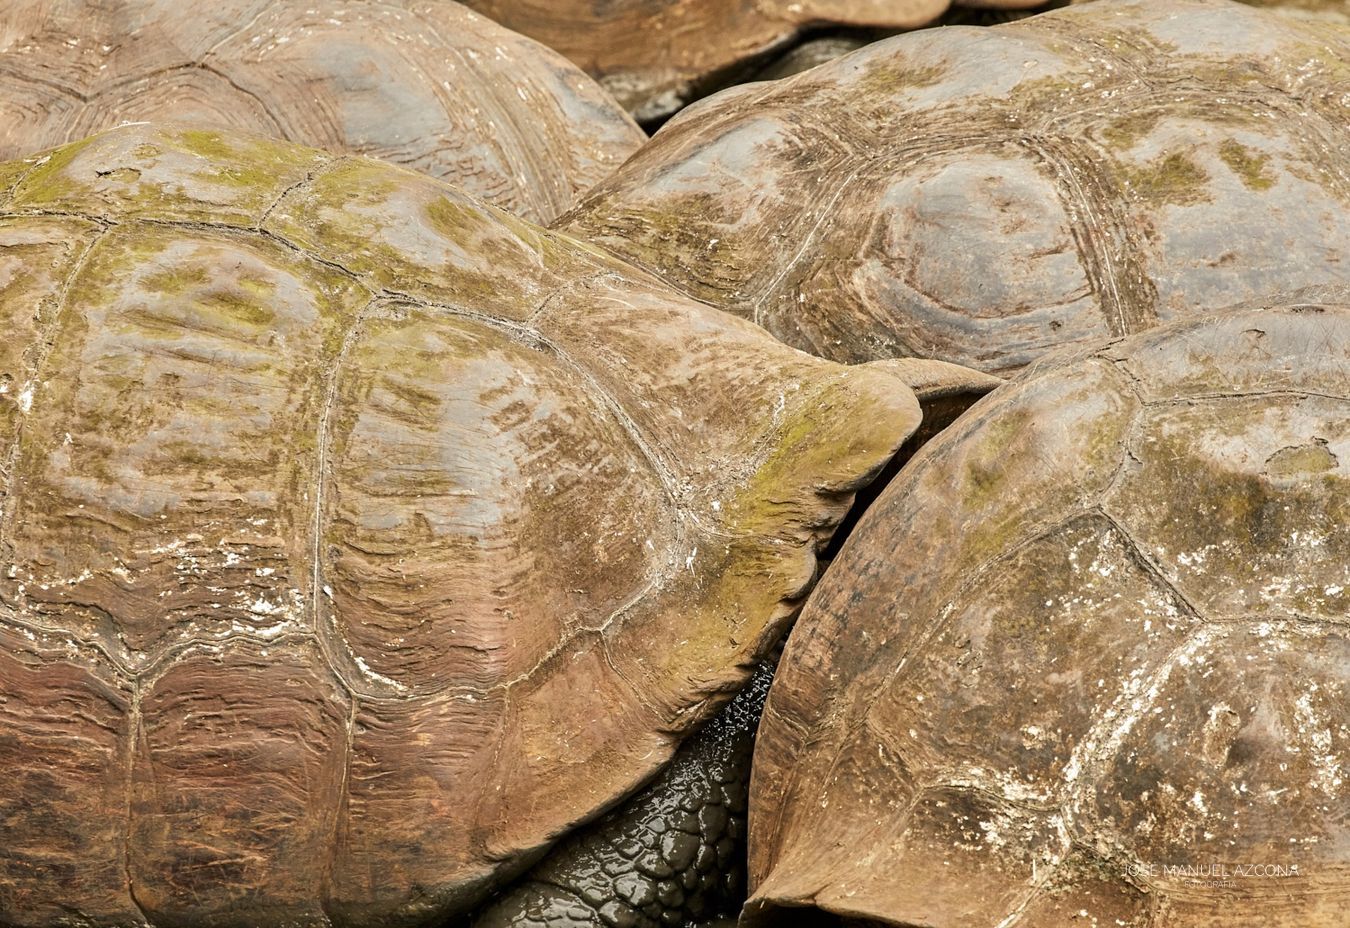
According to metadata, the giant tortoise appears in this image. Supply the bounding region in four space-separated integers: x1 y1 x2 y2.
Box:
0 0 644 223
460 0 1048 122
746 300 1350 926
0 123 938 928
559 0 1350 373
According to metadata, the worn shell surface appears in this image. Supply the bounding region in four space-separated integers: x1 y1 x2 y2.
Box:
745 302 1350 927
0 0 644 224
1075 0 1350 26
460 0 1045 121
560 0 1350 374
0 124 920 928
1242 0 1350 23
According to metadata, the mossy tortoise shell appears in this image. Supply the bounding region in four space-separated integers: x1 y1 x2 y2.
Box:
0 0 644 224
0 124 923 928
559 0 1350 373
746 300 1350 926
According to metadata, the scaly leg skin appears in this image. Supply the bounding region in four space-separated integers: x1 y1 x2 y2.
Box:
472 662 774 928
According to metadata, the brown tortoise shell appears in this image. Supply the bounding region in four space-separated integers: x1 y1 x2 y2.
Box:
0 124 920 928
1075 0 1350 26
0 0 645 224
559 0 1350 374
459 0 1047 121
746 301 1350 927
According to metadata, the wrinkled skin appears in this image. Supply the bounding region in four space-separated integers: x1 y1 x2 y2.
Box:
460 0 1046 121
473 661 774 928
747 301 1350 927
0 124 924 928
559 0 1350 374
0 0 644 223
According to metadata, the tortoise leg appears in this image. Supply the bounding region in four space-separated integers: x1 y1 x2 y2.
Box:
472 664 773 928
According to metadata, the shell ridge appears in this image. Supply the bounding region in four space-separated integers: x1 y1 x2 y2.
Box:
513 328 688 519
748 162 865 327
129 628 318 690
310 294 386 699
0 225 111 558
91 60 211 103
1025 8 1162 86
1092 506 1210 623
122 678 152 928
0 154 45 209
196 0 275 61
1140 388 1350 406
1019 134 1157 337
0 612 131 676
0 67 95 104
319 696 358 926
485 526 687 699
256 153 343 231
522 269 623 328
403 6 558 222
189 61 292 141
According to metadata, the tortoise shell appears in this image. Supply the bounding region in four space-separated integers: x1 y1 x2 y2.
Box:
745 301 1350 926
0 0 644 224
459 0 1046 121
1074 0 1350 26
559 0 1350 373
0 124 919 927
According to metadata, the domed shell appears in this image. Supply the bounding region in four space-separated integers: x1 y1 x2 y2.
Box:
459 0 1045 121
745 301 1350 926
0 0 644 224
0 124 920 927
559 0 1350 373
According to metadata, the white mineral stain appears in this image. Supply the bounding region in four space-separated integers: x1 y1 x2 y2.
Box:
247 596 285 617
230 619 293 640
1064 629 1215 784
1294 691 1343 795
354 654 408 691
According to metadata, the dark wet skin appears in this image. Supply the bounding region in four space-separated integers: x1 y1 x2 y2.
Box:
471 662 774 928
